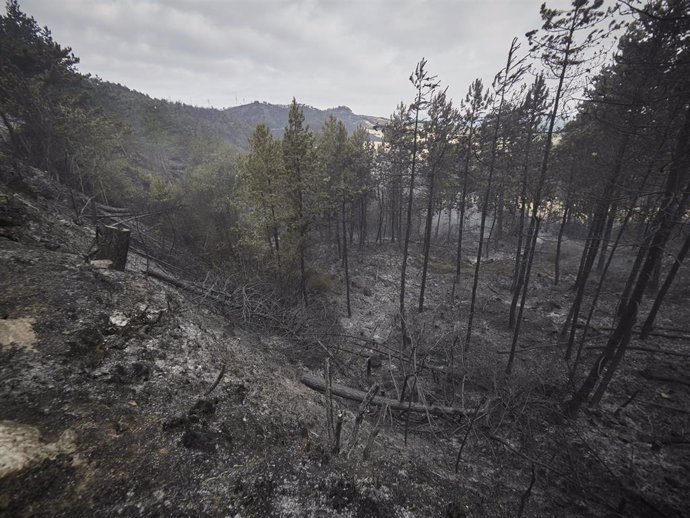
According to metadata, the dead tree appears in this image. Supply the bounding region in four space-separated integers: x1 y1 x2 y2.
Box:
452 79 487 300
567 103 690 415
466 37 525 351
400 59 439 346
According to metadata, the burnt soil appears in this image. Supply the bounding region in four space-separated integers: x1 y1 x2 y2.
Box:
1 166 689 517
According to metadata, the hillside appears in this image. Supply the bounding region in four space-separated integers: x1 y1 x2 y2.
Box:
0 162 471 518
2 162 689 517
88 81 254 185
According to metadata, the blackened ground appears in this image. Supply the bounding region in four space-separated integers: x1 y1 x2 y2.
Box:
1 166 688 517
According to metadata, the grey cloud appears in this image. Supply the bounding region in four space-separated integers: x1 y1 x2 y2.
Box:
18 0 583 115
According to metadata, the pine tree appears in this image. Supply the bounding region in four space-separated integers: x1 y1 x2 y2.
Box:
243 123 284 264
282 98 318 306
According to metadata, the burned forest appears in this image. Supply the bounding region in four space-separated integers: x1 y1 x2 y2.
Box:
1 0 690 516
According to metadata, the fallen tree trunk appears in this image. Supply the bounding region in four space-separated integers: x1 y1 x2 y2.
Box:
300 374 465 417
146 268 197 292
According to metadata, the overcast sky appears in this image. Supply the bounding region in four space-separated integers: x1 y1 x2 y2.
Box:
16 0 588 116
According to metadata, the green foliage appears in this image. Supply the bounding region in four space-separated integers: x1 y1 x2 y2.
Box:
0 1 132 199
281 99 321 249
241 123 285 264
348 126 375 201
178 145 249 268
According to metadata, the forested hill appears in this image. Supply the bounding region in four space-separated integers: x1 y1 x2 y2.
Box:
89 81 255 182
92 82 384 157
88 83 383 186
225 101 386 140
93 82 255 151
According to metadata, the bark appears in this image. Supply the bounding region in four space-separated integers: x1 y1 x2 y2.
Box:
554 164 576 286
299 227 308 306
617 219 649 316
486 202 498 259
359 195 367 249
496 183 505 246
446 205 453 244
563 209 609 358
376 187 384 243
649 257 661 294
335 210 342 260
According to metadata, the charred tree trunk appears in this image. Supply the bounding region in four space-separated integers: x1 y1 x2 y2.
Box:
342 200 352 318
466 39 518 350
567 103 690 416
554 205 569 286
506 217 541 374
596 202 617 273
554 164 575 286
452 125 474 301
93 224 130 271
640 221 690 339
419 167 438 312
509 217 536 329
511 124 535 293
572 168 653 374
400 88 422 348
563 136 628 359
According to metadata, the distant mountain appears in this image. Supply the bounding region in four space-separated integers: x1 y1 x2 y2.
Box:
225 101 386 142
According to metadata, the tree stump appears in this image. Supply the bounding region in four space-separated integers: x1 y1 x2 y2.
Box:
93 224 130 271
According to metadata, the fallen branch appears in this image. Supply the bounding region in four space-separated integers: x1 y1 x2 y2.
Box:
146 268 197 292
300 374 465 417
640 369 690 388
455 397 485 473
497 345 556 355
363 403 388 460
638 400 690 415
346 383 379 458
205 365 225 396
517 463 536 518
